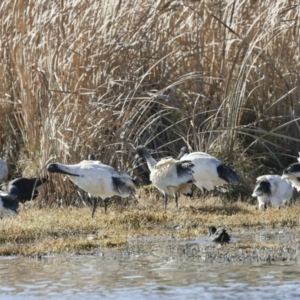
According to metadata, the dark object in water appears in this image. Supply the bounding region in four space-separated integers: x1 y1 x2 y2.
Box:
208 226 230 244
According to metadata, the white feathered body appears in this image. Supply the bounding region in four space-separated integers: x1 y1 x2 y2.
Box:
282 175 300 192
49 160 136 199
252 175 293 209
0 159 8 183
179 152 238 191
150 158 194 196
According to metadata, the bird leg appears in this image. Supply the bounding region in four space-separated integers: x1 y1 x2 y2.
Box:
91 197 98 218
175 193 178 209
104 198 108 214
164 194 168 213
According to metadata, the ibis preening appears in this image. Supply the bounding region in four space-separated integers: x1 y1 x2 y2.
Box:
135 145 194 212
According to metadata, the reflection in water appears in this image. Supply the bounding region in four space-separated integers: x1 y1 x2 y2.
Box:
1 235 300 299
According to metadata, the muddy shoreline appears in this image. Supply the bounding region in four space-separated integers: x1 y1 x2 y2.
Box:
30 228 300 265
89 228 300 264
0 199 300 261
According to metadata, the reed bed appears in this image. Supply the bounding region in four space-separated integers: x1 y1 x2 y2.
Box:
0 0 300 204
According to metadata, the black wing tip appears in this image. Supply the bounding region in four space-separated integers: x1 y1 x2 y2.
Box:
283 162 300 174
217 164 238 184
112 177 133 195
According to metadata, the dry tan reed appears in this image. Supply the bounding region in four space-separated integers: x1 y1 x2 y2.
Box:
0 1 300 204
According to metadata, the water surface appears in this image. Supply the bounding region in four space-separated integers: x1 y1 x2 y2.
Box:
1 232 300 299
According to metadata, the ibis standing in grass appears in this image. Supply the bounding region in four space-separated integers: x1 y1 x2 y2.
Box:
0 191 19 218
252 175 293 209
135 145 194 212
177 146 238 192
282 153 300 192
47 160 137 216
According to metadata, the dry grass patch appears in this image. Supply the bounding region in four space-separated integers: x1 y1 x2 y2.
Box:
0 196 300 256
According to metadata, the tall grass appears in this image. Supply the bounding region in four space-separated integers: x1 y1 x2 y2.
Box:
1 0 300 203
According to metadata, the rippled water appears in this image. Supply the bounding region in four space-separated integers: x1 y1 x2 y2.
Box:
1 239 300 299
